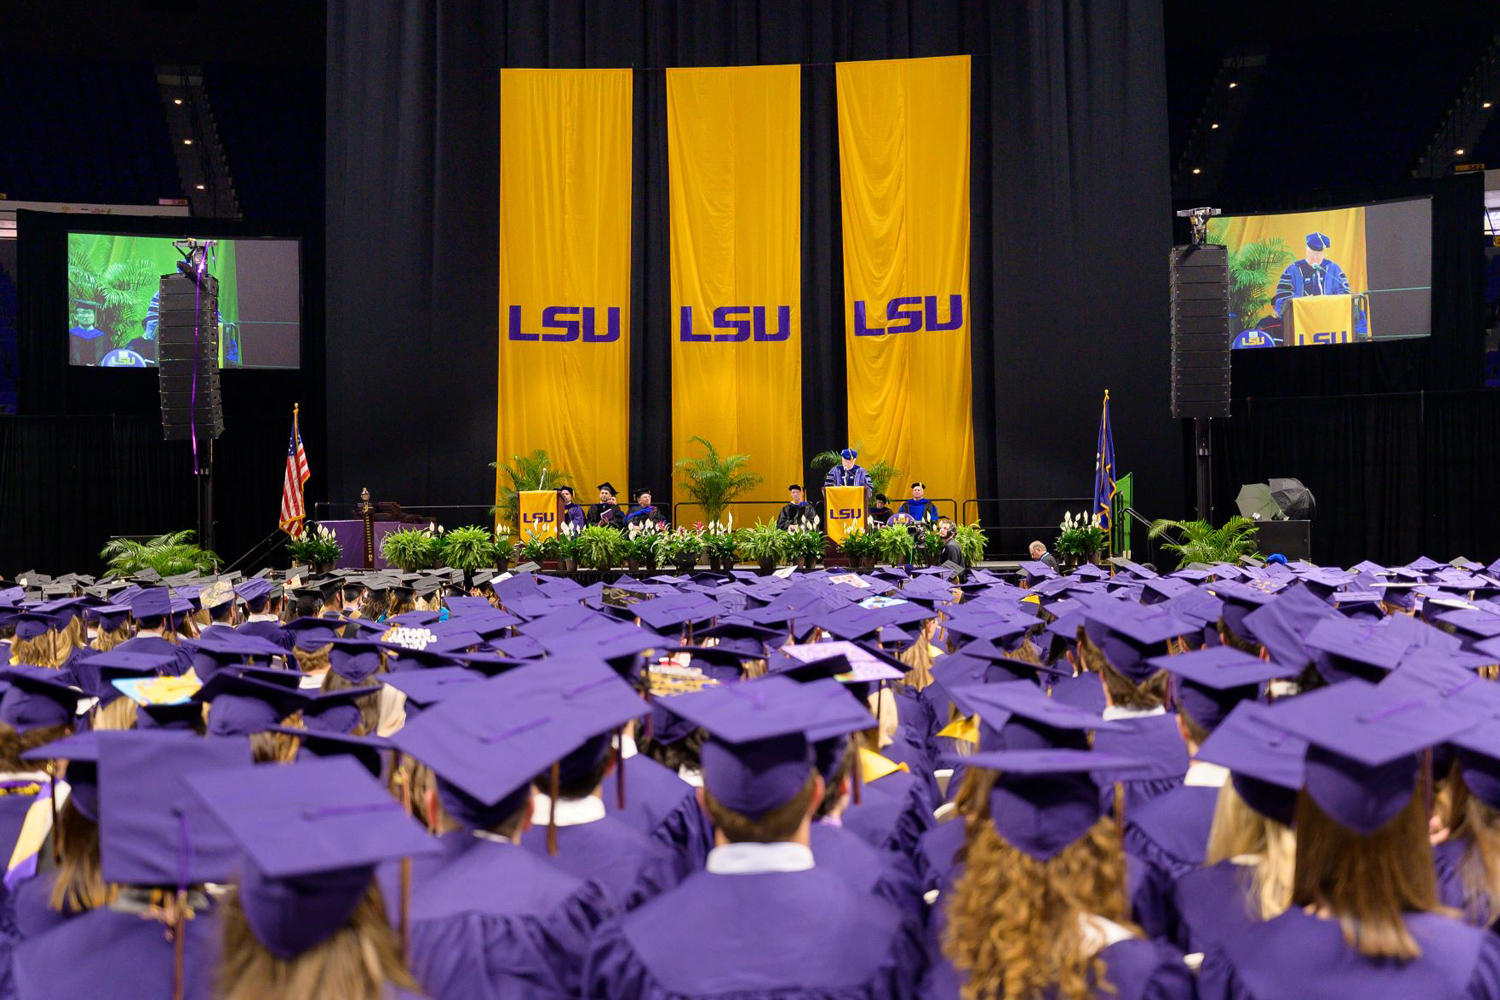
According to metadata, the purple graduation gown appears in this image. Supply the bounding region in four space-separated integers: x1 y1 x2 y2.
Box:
236 619 293 650
842 770 935 858
602 755 715 879
1199 907 1500 1000
107 635 195 675
811 822 925 921
12 904 220 1000
916 820 968 893
520 813 681 912
1171 860 1263 955
584 866 926 1000
1092 714 1189 817
1433 837 1495 927
386 832 612 1000
1122 783 1219 942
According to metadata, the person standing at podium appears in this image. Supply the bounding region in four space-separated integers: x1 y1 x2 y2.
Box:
823 448 872 499
1273 232 1351 318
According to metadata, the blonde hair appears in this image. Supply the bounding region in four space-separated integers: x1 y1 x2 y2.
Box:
292 644 333 676
8 632 71 669
944 817 1134 1000
217 882 418 1000
897 624 937 690
1204 781 1295 921
49 799 115 913
1076 631 1169 710
92 698 139 732
319 670 381 736
1448 776 1500 926
91 624 133 653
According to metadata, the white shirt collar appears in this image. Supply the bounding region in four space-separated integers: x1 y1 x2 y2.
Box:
677 765 703 787
472 829 516 845
245 613 280 623
1102 705 1166 721
706 842 814 875
1078 914 1135 955
620 733 638 760
531 793 606 828
1184 760 1230 788
298 669 328 690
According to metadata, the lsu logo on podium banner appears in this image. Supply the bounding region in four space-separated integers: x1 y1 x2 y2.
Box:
854 294 964 336
1294 327 1353 347
517 490 560 542
832 507 862 519
677 305 792 342
507 306 622 342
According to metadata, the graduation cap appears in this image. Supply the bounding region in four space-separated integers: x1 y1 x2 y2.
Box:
8 611 67 641
1141 577 1196 605
1301 617 1410 684
951 680 1125 753
1266 680 1472 834
264 725 391 777
326 638 387 683
1016 561 1058 583
596 482 618 495
1240 582 1338 671
185 757 438 959
183 631 289 680
234 579 276 607
1080 601 1194 682
82 603 131 632
0 667 85 733
281 617 342 652
196 672 312 737
22 731 100 821
379 666 488 719
1146 645 1296 733
1193 701 1307 825
303 685 382 735
97 730 247 887
1206 580 1278 642
965 749 1152 861
128 588 174 621
839 448 857 460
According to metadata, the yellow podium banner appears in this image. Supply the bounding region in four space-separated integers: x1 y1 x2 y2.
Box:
836 55 976 511
1289 294 1361 346
518 490 559 542
667 64 802 507
498 69 632 518
825 486 867 544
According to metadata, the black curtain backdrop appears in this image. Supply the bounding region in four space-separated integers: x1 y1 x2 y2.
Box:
324 0 1181 528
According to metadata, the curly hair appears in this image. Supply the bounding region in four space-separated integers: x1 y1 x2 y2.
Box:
944 817 1134 1000
7 632 71 669
1075 630 1169 711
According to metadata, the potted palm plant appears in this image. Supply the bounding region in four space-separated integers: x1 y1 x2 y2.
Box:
738 521 787 574
488 449 571 535
1147 515 1260 569
673 436 763 525
101 529 221 579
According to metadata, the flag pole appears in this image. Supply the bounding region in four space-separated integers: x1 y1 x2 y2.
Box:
1102 390 1113 576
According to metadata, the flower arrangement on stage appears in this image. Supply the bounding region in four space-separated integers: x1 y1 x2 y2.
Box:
554 522 582 571
575 525 625 571
382 525 442 571
673 437 763 524
101 529 221 579
1054 511 1107 565
836 524 877 572
702 517 740 571
623 519 668 569
1148 515 1260 569
783 515 825 568
737 520 788 571
513 532 556 566
659 526 706 571
286 523 343 571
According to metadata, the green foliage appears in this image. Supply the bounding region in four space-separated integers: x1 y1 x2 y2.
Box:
285 524 343 566
381 527 442 572
101 529 221 579
575 526 624 570
659 527 706 566
809 445 900 496
783 526 827 561
488 450 571 533
554 523 582 563
621 521 667 564
68 239 159 350
1207 224 1295 329
919 524 946 564
438 526 497 572
871 523 916 565
837 526 877 561
1054 511 1107 561
953 522 988 566
515 533 556 564
737 521 787 565
1148 515 1261 569
673 437 763 525
702 521 741 562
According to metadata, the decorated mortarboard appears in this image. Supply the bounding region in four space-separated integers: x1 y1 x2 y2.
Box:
195 672 312 737
70 648 176 703
303 685 382 735
264 725 391 777
1301 617 1410 684
1193 701 1307 825
97 730 247 886
950 680 1125 753
0 667 85 732
771 641 906 684
1146 645 1296 733
1266 680 1472 834
964 749 1152 861
1080 601 1194 682
661 675 873 820
185 757 437 959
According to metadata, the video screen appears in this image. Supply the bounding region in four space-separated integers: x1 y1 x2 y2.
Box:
1208 197 1431 348
67 232 300 368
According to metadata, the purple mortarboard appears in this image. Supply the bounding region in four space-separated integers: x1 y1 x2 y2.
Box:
662 675 871 819
1193 702 1306 825
632 595 722 633
9 611 67 641
1302 617 1410 684
1333 591 1385 621
69 648 172 703
97 730 246 886
1478 635 1500 664
1406 556 1446 574
1110 558 1158 580
325 639 386 683
128 588 172 621
1435 609 1500 652
1207 580 1277 642
264 726 391 777
391 660 643 828
1448 720 1500 811
1141 577 1196 605
952 680 1124 753
1373 581 1418 610
1379 660 1500 723
379 666 487 718
1241 582 1337 670
83 603 132 631
281 617 340 651
1070 564 1109 581
1080 601 1193 682
185 757 437 959
1017 561 1058 582
1147 645 1295 733
443 595 497 618
943 614 1032 646
0 667 84 732
1266 680 1472 834
1294 566 1356 602
233 578 275 606
22 731 100 821
184 631 288 679
196 672 312 737
966 749 1151 861
303 685 381 735
445 652 534 677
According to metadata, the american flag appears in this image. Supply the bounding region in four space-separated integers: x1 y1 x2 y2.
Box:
279 407 311 537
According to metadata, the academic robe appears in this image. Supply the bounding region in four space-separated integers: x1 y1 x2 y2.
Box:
106 635 195 675
1198 907 1500 1000
519 812 681 912
811 821 925 922
1122 782 1220 942
824 464 873 496
562 503 587 529
1434 837 1493 926
868 506 896 526
386 831 612 1000
898 499 939 523
601 756 715 879
1092 714 1189 818
67 329 108 367
236 618 293 651
776 502 815 531
915 820 967 895
12 903 221 1000
624 505 668 529
842 769 934 858
583 865 926 1000
1171 860 1265 956
590 503 626 529
1273 258 1352 316
196 623 238 641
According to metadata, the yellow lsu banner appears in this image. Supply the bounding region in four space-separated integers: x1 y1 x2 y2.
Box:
667 65 802 510
498 69 631 519
824 485 866 543
837 56 976 515
1289 295 1360 346
518 490 559 542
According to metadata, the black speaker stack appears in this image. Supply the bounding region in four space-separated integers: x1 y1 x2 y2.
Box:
156 270 224 442
1169 243 1231 419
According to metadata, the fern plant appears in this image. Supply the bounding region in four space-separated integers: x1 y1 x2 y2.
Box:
381 526 442 572
674 437 763 524
809 445 900 496
953 522 988 565
575 525 624 570
1148 515 1260 569
871 523 916 566
489 450 571 534
737 521 787 567
439 526 497 573
101 530 221 579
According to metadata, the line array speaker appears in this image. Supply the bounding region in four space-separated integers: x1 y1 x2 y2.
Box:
1170 243 1231 419
157 271 224 442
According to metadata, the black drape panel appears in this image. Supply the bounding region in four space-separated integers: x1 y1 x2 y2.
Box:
325 0 1180 520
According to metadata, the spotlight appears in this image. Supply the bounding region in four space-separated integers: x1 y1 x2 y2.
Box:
1210 122 1220 129
173 98 183 105
183 139 193 145
1228 81 1238 89
1485 102 1493 109
1192 167 1202 175
195 184 206 190
1456 148 1466 156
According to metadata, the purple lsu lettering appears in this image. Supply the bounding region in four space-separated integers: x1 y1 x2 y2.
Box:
678 305 792 343
508 306 622 343
522 511 556 524
853 294 964 336
832 507 862 519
